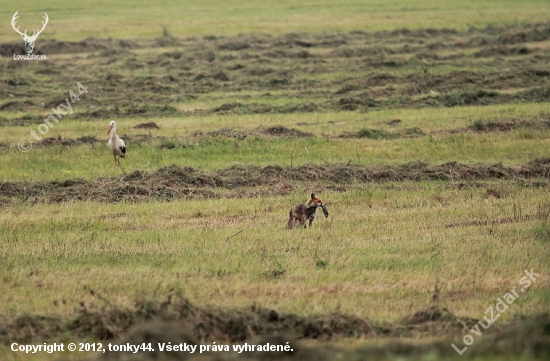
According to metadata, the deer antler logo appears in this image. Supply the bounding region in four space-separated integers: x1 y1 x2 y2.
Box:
11 11 49 55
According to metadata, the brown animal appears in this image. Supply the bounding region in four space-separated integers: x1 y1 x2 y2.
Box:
287 193 329 229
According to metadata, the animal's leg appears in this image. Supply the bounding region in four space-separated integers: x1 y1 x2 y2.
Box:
116 157 125 175
287 216 294 229
308 219 313 228
118 158 126 175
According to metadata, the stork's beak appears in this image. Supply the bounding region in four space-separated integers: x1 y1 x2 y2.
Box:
107 125 112 135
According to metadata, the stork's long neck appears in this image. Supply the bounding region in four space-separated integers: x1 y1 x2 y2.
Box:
110 125 117 141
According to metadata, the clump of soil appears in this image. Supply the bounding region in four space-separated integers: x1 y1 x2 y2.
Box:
193 127 249 140
342 128 393 139
39 135 99 147
339 127 424 139
468 118 550 132
205 102 323 116
134 122 160 129
261 126 313 138
386 119 402 126
192 126 313 140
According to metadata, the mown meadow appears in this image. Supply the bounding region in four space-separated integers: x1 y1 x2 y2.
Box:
1 1 550 360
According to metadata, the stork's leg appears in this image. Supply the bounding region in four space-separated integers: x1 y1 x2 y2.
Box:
117 157 126 175
114 155 118 175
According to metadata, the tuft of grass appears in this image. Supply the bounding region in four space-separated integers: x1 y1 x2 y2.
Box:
316 259 328 268
532 222 550 242
356 128 393 140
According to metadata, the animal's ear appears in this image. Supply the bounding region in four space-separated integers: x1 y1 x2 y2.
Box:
311 193 315 199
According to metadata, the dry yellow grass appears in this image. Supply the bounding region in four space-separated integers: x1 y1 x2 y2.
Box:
1 183 548 323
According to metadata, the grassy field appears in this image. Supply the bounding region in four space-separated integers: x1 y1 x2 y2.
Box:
1 0 550 41
1 1 550 360
2 184 549 318
2 104 550 181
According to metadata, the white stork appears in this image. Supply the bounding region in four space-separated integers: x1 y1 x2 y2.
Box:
107 120 126 175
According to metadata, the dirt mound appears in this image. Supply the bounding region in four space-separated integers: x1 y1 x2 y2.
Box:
386 119 402 126
72 104 178 120
472 46 530 57
192 126 313 140
0 100 35 111
0 42 28 55
134 122 160 129
261 126 313 138
39 135 100 147
337 117 549 140
205 102 323 116
193 127 249 140
0 38 138 57
339 128 393 139
469 118 550 132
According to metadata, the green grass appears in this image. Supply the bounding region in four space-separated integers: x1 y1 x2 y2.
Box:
1 103 549 182
2 0 550 42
